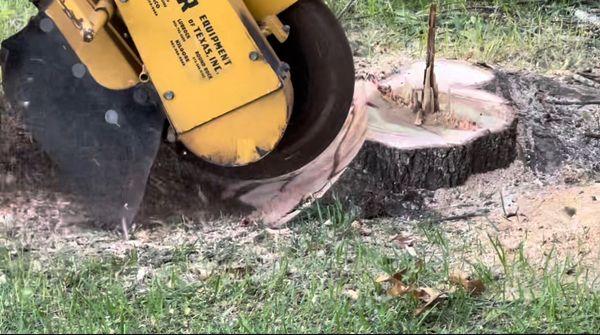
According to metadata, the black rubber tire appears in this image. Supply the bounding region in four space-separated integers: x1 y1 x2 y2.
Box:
193 0 355 179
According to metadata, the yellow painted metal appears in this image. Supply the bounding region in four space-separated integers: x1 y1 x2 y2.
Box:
115 0 283 133
179 78 292 166
115 0 291 166
47 0 298 166
244 0 298 21
45 0 141 90
260 15 290 43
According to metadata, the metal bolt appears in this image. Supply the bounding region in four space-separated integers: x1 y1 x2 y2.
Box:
163 91 175 100
83 30 94 43
249 51 260 61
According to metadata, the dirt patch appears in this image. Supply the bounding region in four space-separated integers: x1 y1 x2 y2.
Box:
487 184 599 263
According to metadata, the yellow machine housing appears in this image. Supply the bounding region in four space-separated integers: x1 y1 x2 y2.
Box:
47 0 299 166
46 0 142 90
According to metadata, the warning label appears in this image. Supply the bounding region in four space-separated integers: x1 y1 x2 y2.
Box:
167 15 234 80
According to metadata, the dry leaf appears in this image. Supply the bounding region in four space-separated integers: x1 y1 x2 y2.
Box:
413 287 448 316
388 281 412 297
375 273 392 283
449 271 485 296
375 270 406 283
391 235 418 256
375 271 412 297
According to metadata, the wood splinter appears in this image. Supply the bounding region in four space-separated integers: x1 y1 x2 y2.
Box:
415 4 440 126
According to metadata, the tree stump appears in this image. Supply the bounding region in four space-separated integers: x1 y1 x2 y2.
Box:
348 60 518 192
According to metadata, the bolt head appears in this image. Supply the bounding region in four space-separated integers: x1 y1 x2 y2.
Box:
164 91 175 100
83 31 94 43
249 51 260 61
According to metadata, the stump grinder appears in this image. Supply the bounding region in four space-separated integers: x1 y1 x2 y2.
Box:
0 0 359 226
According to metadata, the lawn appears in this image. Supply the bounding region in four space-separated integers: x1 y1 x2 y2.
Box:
1 0 599 333
1 202 599 333
327 0 599 73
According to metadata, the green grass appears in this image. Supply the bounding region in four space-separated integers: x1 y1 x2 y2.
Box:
327 0 599 72
0 202 598 333
0 0 35 43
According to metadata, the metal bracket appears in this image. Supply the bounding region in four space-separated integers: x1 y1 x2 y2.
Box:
260 15 290 43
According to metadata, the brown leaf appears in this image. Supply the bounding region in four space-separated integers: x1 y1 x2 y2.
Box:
375 273 392 283
375 270 412 297
413 287 441 301
449 271 486 296
388 281 412 297
390 271 406 282
375 270 405 283
413 287 448 316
